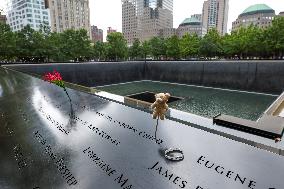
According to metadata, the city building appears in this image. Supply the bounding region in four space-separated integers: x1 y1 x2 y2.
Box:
279 12 284 17
47 0 91 37
159 28 176 38
232 4 275 31
122 0 138 45
107 27 117 35
6 0 50 31
122 0 173 45
177 15 205 38
0 13 7 24
91 25 103 43
202 0 229 35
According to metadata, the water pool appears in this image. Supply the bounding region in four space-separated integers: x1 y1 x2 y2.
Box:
97 81 277 121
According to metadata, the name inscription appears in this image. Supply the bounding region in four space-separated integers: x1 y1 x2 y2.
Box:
40 97 164 145
83 146 133 189
34 131 78 186
13 144 32 170
197 156 257 189
73 115 121 146
148 161 188 188
93 110 163 144
38 107 70 135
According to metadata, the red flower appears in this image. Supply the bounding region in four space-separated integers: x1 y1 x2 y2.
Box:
43 70 65 88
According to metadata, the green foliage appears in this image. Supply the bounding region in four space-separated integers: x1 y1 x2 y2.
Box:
265 16 284 59
93 41 107 61
106 32 128 61
180 33 200 58
0 23 16 60
60 29 93 61
1 18 284 62
165 35 180 60
149 37 166 60
129 38 143 60
199 29 223 58
141 40 151 59
0 25 93 62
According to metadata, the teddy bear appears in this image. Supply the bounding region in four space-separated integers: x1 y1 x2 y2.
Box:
151 93 171 120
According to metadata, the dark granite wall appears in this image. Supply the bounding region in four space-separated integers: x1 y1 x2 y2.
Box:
145 61 284 94
6 62 145 87
5 60 284 94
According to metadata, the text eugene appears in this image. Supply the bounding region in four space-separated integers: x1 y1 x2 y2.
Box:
197 156 257 189
148 155 260 189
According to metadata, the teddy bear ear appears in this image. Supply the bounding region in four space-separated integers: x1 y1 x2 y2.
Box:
165 93 171 97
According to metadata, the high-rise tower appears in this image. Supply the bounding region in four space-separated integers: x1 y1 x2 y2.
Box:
122 0 173 45
47 0 91 37
202 0 229 35
7 0 50 32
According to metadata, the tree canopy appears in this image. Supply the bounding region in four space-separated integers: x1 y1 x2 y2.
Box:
1 17 284 62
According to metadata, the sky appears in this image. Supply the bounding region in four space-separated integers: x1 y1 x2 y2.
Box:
1 0 284 38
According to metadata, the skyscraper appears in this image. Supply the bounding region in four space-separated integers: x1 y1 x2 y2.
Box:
7 0 50 32
122 0 173 45
0 12 7 24
47 0 91 37
122 0 138 45
107 27 117 36
202 0 229 35
91 25 103 43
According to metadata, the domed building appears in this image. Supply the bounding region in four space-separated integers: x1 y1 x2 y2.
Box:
177 15 206 38
232 4 275 31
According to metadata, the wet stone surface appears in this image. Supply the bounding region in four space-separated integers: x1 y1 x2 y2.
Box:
0 67 284 189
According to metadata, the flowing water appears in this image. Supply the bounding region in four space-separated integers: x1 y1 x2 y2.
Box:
97 81 277 121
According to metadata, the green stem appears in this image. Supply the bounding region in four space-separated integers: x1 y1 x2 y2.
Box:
154 118 159 144
64 88 71 103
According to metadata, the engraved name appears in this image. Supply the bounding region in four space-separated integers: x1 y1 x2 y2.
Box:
197 156 257 189
38 107 70 135
148 161 188 188
34 131 78 186
83 146 133 189
73 115 120 146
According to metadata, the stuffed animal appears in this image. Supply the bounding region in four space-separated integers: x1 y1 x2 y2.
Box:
151 93 171 120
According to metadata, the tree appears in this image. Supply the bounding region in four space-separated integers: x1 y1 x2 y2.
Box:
141 40 151 60
199 29 222 59
15 25 42 62
47 32 65 61
149 37 166 60
106 32 128 61
93 41 107 61
60 29 93 61
129 38 143 60
165 35 180 60
0 23 16 61
265 16 284 59
180 33 200 59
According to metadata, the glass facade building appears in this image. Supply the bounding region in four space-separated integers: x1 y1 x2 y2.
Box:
202 0 229 35
7 0 50 31
122 0 173 45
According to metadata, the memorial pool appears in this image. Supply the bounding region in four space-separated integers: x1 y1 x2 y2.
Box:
97 81 277 121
